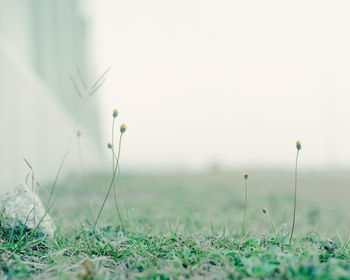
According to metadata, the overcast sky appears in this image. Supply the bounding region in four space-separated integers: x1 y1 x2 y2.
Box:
91 0 350 170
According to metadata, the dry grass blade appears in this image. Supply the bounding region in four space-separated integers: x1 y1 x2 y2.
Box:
76 66 87 90
89 66 111 93
23 158 34 191
89 78 106 96
69 74 82 98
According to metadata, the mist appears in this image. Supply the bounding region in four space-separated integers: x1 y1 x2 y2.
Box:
92 0 350 171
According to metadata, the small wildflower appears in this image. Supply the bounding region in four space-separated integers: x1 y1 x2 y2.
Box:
113 109 118 118
107 143 113 149
296 141 301 150
241 172 249 235
76 130 81 137
120 124 126 133
262 208 277 239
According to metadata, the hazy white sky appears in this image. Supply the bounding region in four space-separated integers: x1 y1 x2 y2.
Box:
91 0 350 170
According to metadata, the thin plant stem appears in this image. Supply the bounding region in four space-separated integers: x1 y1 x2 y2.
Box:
17 70 110 249
112 118 116 168
111 118 121 225
23 158 35 225
94 133 124 231
90 66 111 92
111 151 133 232
46 97 88 208
76 65 87 90
69 74 82 98
77 136 96 196
123 190 133 233
340 226 350 256
19 192 60 251
242 178 248 236
47 66 110 209
267 214 277 240
118 166 133 233
289 149 300 244
111 119 126 231
45 149 72 208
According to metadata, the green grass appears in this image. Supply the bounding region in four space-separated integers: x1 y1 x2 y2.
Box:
1 170 350 279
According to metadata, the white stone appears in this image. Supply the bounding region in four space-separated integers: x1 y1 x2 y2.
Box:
0 184 55 236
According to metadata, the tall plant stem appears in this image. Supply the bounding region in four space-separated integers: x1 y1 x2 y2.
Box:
94 133 125 231
46 97 88 208
267 214 277 240
118 167 134 233
289 149 299 244
242 179 248 236
111 118 125 231
111 151 132 232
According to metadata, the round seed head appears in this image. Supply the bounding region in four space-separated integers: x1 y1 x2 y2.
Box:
113 109 118 118
107 143 113 149
244 172 249 180
262 208 268 214
120 124 126 133
296 140 301 150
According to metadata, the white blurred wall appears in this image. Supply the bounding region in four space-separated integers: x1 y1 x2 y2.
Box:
0 44 104 195
0 0 105 194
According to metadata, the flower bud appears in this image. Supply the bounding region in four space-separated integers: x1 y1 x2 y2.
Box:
113 109 118 118
107 143 113 149
244 172 249 180
262 208 268 214
120 124 126 133
296 141 301 150
76 130 82 138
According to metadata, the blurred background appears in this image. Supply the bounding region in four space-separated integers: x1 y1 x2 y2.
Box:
1 0 350 192
94 0 350 172
0 0 103 192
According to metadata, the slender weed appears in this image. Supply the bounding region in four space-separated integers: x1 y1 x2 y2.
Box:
94 124 127 231
289 140 301 244
110 109 125 231
14 67 112 249
262 208 277 240
241 172 249 236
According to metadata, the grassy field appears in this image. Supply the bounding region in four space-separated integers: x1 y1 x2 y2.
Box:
1 169 350 279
